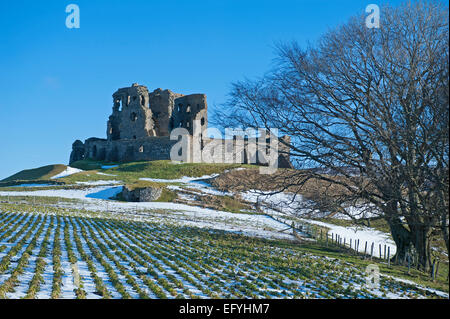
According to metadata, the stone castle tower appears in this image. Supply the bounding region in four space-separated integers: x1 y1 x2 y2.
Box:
69 83 292 168
70 83 208 164
107 83 208 140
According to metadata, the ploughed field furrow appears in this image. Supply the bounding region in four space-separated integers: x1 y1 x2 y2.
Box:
101 220 240 298
86 218 201 298
68 218 122 298
64 218 102 299
91 219 366 298
105 219 298 297
0 212 25 236
0 210 444 299
0 214 36 256
0 214 47 297
7 216 54 299
71 217 142 298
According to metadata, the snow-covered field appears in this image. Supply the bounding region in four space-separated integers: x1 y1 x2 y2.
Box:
0 183 292 241
300 219 397 257
0 175 396 255
1 173 447 299
0 210 446 299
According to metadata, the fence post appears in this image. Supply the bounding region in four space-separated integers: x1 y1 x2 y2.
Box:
387 247 390 267
407 254 411 274
364 242 367 258
435 260 440 281
370 243 374 260
379 244 382 259
384 245 386 260
431 259 436 281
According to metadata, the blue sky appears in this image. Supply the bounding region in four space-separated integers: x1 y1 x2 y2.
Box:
0 0 411 179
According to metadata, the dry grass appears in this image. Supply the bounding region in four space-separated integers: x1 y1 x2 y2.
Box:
211 168 353 199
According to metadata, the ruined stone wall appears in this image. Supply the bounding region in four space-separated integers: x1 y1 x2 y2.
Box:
171 94 208 135
148 88 184 136
200 135 292 168
70 137 178 164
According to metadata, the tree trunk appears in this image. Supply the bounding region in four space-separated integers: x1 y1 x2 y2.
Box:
386 217 412 263
410 223 432 271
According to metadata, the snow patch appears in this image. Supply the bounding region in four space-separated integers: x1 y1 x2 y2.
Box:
301 218 397 257
51 167 83 179
140 174 219 184
96 172 117 176
75 180 122 186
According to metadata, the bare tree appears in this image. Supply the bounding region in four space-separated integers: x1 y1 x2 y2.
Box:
215 1 449 271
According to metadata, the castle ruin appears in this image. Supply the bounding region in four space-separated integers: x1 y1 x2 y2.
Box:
70 83 292 168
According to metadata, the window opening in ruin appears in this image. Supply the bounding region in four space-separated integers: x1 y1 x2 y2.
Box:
133 135 136 139
186 105 191 113
133 96 137 101
139 146 144 153
178 104 182 112
141 95 145 107
201 117 205 126
131 112 137 122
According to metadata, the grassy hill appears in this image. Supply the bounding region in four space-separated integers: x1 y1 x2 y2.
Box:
1 164 68 182
1 160 254 185
63 160 253 184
